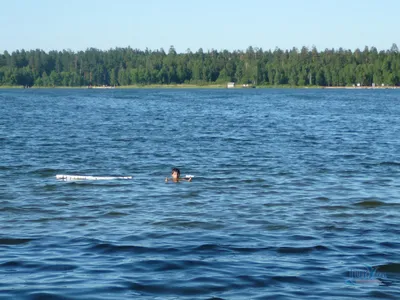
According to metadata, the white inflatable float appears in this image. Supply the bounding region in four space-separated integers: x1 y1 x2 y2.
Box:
56 174 132 180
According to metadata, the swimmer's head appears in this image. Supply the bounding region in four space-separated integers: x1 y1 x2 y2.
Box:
171 168 180 179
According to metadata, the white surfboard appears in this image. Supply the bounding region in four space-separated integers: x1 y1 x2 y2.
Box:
56 174 132 180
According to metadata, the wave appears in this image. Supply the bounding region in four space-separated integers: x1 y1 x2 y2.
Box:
0 260 42 268
271 275 316 285
140 260 186 272
0 238 34 245
65 181 129 187
27 292 69 300
353 198 400 208
101 211 129 217
30 168 58 177
379 161 400 167
320 205 350 210
354 199 388 208
88 243 181 255
89 241 317 257
194 243 225 251
127 281 228 296
315 196 330 201
362 161 400 169
0 165 13 171
0 206 27 213
151 220 224 230
374 263 400 273
277 245 330 254
38 264 78 272
162 243 332 255
379 241 400 249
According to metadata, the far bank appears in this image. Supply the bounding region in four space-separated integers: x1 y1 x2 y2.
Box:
0 84 399 89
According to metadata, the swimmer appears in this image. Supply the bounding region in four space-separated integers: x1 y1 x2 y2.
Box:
165 168 192 183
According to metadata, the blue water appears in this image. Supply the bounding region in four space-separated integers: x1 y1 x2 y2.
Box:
1 88 400 299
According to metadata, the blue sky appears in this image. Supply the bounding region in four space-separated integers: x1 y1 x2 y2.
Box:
1 0 398 53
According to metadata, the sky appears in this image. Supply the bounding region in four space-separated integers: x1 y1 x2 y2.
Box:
0 0 399 53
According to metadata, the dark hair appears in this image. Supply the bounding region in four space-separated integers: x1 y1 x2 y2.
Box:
172 168 180 176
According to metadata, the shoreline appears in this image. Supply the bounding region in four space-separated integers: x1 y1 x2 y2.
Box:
321 86 400 90
0 84 399 89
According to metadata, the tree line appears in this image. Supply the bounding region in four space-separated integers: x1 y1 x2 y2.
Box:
0 44 399 87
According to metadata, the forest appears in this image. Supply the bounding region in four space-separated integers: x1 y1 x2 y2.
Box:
0 44 399 87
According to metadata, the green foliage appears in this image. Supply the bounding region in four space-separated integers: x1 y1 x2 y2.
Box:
0 45 400 87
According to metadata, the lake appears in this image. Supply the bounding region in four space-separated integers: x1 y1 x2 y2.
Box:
1 88 399 299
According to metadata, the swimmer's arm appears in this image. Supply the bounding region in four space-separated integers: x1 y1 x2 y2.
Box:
180 177 192 182
165 177 192 182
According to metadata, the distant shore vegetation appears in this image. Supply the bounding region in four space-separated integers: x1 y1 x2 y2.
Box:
0 45 399 88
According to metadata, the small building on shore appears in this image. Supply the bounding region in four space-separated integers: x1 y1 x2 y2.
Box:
227 82 235 88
